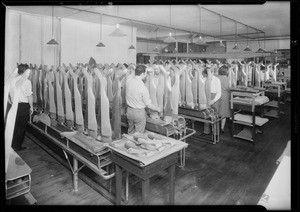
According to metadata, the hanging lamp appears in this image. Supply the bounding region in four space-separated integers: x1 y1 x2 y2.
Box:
173 29 178 52
232 20 239 50
218 15 225 47
153 26 159 52
109 6 126 36
128 20 135 49
47 6 59 45
195 6 207 45
243 25 252 51
164 5 177 43
255 29 266 53
96 14 105 47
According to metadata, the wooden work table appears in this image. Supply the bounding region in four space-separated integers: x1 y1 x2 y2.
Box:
112 151 178 205
108 133 187 205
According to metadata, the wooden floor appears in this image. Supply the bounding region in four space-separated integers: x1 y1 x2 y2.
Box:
8 102 291 206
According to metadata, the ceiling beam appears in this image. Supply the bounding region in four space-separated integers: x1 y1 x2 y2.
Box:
200 6 265 34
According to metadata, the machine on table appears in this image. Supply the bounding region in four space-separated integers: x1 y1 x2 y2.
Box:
28 110 115 194
262 82 287 119
178 106 223 145
230 90 269 143
5 149 36 204
108 132 188 205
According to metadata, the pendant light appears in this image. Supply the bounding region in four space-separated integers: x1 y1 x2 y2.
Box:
255 29 266 53
243 25 252 51
164 5 177 43
153 26 159 52
173 29 178 52
219 15 225 47
128 20 135 49
96 14 105 47
195 6 206 45
109 6 126 36
232 20 239 50
47 6 59 45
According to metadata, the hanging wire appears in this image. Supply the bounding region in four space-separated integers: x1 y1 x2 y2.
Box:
131 20 133 43
235 21 237 43
246 25 249 46
100 14 102 40
51 6 54 37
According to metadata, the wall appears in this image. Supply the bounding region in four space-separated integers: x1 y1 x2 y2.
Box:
4 9 136 82
61 18 136 65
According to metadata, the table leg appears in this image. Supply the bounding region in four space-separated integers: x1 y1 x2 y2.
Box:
168 164 175 205
73 157 78 192
115 164 122 205
142 179 150 205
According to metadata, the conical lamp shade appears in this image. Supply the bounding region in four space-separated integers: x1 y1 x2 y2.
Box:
109 28 127 36
256 47 266 53
219 41 225 47
128 44 135 49
96 42 105 47
164 33 177 43
244 46 252 51
47 38 59 45
232 43 239 50
195 37 207 46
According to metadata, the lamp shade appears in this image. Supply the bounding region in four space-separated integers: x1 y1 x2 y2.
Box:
109 24 127 36
153 46 159 52
128 44 135 49
47 37 59 45
256 47 266 53
96 42 105 47
232 43 239 50
164 33 177 43
244 46 252 51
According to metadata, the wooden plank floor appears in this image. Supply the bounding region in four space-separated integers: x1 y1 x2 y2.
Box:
11 135 112 205
9 102 291 205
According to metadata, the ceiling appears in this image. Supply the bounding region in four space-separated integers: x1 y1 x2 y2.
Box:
7 2 290 43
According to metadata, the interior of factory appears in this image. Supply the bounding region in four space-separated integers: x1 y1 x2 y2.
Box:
3 1 296 209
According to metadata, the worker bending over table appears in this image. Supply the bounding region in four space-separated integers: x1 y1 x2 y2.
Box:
125 64 160 134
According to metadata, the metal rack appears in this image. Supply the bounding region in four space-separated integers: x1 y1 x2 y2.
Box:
262 82 287 119
230 91 268 143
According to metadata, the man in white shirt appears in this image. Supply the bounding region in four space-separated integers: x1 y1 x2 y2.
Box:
126 64 160 134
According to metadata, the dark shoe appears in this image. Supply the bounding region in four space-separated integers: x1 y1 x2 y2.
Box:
221 129 225 134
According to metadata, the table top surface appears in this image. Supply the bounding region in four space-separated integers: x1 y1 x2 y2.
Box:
108 132 188 167
6 149 32 181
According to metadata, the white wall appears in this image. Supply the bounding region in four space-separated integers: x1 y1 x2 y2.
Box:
4 9 136 82
61 18 136 65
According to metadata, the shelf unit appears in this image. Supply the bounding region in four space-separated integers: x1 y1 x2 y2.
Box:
262 82 287 119
6 150 32 200
230 91 268 143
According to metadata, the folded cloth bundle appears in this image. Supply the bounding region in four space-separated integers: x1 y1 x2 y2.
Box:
33 113 51 126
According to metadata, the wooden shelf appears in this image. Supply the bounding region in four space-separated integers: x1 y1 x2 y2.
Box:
264 100 279 108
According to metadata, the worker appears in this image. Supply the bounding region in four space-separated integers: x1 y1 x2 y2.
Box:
125 64 160 134
217 65 231 133
202 66 222 108
7 63 33 151
202 66 221 134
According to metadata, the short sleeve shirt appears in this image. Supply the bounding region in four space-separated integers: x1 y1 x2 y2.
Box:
10 79 33 103
126 77 151 109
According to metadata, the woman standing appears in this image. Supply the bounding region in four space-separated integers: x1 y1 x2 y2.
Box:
217 65 231 133
7 63 34 151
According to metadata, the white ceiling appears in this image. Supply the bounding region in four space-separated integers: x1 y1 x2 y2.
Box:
7 2 290 42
